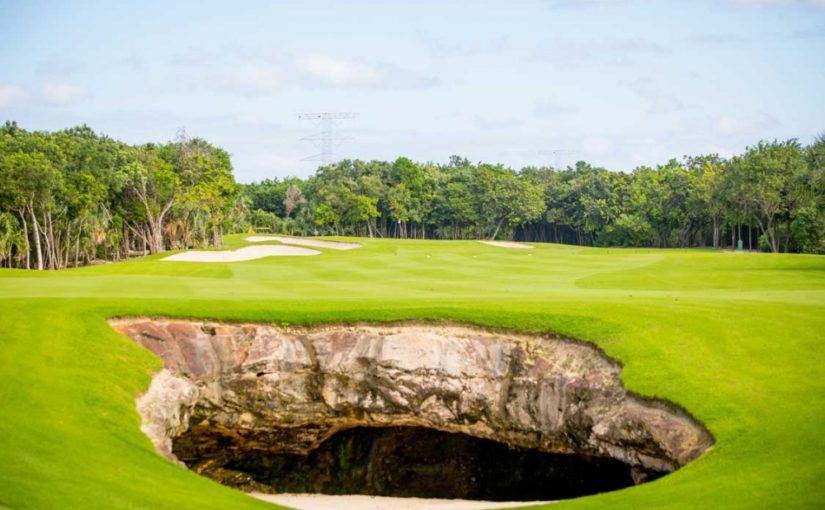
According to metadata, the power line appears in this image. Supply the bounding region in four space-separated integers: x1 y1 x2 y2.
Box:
298 112 357 166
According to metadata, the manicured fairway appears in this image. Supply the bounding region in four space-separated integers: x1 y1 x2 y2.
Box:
1 236 824 509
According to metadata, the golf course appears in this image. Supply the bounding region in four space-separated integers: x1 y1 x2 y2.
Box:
1 235 823 509
3 0 824 507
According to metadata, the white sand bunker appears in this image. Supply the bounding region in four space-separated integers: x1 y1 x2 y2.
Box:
162 245 320 262
252 493 551 510
480 240 534 249
246 235 362 250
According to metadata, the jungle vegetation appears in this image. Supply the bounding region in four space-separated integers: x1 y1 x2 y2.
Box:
1 121 823 270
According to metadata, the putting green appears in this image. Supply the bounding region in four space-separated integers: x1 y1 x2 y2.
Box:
0 235 823 510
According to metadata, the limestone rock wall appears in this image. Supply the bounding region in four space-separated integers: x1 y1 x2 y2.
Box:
111 319 713 475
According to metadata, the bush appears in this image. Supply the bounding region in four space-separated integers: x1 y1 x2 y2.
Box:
758 234 771 253
791 205 825 254
598 214 658 247
248 209 282 234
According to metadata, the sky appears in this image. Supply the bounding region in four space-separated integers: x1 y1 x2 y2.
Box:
0 0 823 183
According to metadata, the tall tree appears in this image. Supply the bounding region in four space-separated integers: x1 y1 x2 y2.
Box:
473 164 546 240
731 140 805 253
284 184 307 218
123 145 178 254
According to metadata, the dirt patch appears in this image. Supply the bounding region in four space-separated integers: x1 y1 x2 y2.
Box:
246 235 363 250
479 241 534 249
162 245 320 262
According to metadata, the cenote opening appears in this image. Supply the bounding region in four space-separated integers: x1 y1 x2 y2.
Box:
114 319 713 503
172 425 658 501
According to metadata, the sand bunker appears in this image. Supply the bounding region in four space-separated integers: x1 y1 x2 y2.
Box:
479 241 534 249
246 235 362 250
162 245 320 262
252 493 551 510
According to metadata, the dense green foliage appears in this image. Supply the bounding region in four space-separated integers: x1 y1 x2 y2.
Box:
0 122 242 269
244 141 825 253
0 236 823 509
3 122 823 272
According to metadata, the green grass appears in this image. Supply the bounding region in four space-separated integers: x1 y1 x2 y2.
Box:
1 235 824 509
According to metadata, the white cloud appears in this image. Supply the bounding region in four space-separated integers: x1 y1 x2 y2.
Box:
298 54 438 89
0 84 28 107
170 47 437 95
299 54 381 86
42 83 86 105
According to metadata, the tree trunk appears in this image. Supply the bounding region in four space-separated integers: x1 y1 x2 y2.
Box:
139 226 149 255
75 218 84 267
64 222 72 268
766 218 778 253
44 210 57 270
490 218 505 241
753 213 778 253
149 219 163 253
211 220 223 247
41 212 50 269
28 201 43 271
712 216 719 249
55 229 63 268
737 222 742 250
17 209 30 269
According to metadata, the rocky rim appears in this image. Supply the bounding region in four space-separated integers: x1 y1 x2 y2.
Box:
110 319 714 490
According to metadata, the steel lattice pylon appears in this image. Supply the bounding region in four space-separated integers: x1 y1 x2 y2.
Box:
298 112 357 166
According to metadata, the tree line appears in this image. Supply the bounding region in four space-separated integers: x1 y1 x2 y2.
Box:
244 137 824 254
1 122 823 270
0 122 243 269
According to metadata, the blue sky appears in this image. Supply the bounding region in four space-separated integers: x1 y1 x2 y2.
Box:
1 0 823 182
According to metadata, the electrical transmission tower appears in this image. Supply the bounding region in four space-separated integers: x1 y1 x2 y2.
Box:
538 149 578 169
298 112 357 166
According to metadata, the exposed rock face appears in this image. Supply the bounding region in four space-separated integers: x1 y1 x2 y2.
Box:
112 319 713 495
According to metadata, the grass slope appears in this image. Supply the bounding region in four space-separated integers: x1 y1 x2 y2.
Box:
1 235 823 509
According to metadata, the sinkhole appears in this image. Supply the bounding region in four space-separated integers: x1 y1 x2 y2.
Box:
112 319 714 502
174 425 645 501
